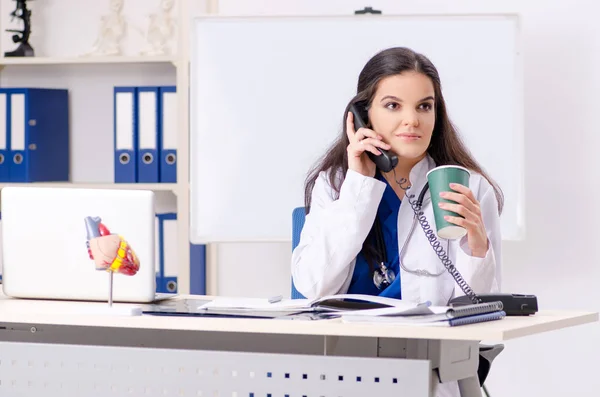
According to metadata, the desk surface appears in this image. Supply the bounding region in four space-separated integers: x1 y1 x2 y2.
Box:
0 294 596 341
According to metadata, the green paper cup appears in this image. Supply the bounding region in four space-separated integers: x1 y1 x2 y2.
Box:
426 165 471 240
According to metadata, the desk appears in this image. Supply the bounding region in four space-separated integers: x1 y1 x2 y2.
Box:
0 294 596 397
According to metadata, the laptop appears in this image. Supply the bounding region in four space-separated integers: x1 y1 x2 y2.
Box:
1 186 175 303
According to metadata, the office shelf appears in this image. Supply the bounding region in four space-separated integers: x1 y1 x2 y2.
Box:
0 0 210 295
0 182 178 191
0 55 177 66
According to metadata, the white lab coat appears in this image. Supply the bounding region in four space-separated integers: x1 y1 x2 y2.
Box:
291 155 502 396
291 154 501 304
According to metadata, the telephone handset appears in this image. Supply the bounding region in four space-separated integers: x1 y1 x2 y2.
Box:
350 103 398 173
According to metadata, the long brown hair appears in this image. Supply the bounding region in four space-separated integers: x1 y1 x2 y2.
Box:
303 47 503 268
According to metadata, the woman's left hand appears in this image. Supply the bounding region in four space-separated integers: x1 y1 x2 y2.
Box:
438 183 488 258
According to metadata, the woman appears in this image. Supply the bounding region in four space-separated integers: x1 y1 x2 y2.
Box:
291 47 503 307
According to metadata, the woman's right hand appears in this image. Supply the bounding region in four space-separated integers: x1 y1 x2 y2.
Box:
346 111 391 177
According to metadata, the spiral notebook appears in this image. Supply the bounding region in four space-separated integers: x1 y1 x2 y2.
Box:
341 301 505 326
438 311 506 327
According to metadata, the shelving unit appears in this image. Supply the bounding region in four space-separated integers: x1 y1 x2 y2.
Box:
0 0 210 295
0 55 177 66
0 182 179 191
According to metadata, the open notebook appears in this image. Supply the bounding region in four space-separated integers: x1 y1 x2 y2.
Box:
197 294 431 315
341 301 506 327
141 294 433 319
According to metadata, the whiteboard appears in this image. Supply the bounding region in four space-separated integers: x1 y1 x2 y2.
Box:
190 14 524 243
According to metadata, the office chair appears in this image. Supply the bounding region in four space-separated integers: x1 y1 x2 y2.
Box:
290 206 502 396
291 206 306 299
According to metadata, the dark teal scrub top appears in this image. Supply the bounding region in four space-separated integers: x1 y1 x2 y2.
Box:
347 172 401 299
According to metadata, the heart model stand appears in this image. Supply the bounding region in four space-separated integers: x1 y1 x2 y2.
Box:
85 216 143 316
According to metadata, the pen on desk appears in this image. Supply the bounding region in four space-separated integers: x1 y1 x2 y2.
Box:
268 295 283 304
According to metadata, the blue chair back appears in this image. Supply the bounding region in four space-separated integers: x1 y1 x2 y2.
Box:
291 207 306 299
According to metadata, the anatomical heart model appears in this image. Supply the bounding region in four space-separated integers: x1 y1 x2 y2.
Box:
85 216 140 306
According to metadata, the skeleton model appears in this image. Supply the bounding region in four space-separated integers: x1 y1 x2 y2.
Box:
81 0 126 57
137 0 176 56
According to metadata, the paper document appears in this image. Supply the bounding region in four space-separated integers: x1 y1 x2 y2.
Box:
342 310 506 327
342 307 450 324
340 305 437 318
198 294 423 313
199 297 313 312
341 301 506 326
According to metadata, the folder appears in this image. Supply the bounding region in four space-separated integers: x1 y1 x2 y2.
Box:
154 213 160 287
142 298 322 319
114 86 138 183
189 243 206 295
0 212 3 282
340 301 506 327
0 91 9 182
136 86 160 183
159 86 177 183
2 88 69 182
156 212 178 293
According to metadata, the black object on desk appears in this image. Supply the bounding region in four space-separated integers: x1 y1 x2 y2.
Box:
449 293 539 316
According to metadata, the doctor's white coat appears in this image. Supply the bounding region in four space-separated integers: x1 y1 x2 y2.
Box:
291 154 502 306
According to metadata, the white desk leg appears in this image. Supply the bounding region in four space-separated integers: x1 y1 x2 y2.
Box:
458 376 483 397
438 340 482 397
400 338 482 397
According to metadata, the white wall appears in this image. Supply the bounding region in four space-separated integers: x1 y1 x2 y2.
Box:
210 1 600 396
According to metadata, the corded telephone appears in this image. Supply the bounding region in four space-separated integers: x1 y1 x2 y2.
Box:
348 102 538 316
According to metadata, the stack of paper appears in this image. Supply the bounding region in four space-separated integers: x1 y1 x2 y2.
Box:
199 297 313 313
341 301 507 327
194 294 506 326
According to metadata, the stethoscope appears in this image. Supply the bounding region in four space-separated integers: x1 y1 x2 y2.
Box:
372 182 431 290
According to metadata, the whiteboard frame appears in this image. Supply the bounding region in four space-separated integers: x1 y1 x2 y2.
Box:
189 12 525 243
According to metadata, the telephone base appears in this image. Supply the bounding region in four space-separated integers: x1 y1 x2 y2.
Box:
449 293 538 316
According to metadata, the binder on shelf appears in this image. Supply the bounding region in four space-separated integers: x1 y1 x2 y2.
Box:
0 92 9 182
159 86 177 183
154 214 160 289
136 86 160 183
0 88 69 183
0 212 3 282
189 243 206 295
156 212 178 293
114 86 138 183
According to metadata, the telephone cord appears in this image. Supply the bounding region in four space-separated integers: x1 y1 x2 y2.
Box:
392 170 481 305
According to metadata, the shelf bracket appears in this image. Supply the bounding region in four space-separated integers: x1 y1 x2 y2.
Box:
354 6 382 15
